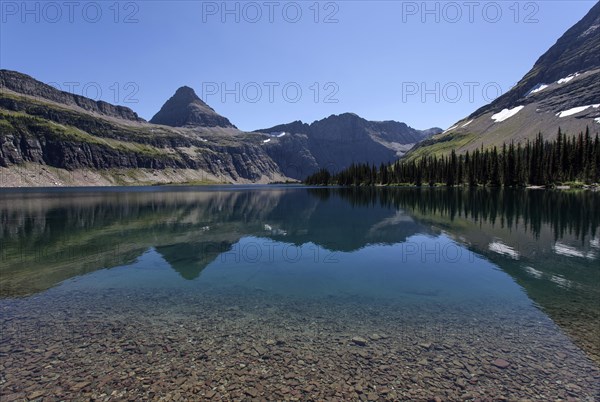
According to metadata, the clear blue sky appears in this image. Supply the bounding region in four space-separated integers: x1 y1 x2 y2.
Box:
1 1 596 131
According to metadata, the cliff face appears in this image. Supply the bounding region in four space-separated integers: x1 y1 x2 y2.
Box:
0 70 143 122
0 81 284 184
0 127 280 181
261 134 320 179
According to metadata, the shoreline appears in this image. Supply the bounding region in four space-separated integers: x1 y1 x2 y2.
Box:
301 184 600 191
0 164 288 188
0 164 597 190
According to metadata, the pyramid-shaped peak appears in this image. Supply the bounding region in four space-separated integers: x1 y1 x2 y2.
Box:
150 86 236 129
174 85 199 99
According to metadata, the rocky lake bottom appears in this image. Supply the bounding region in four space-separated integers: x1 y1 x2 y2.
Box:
1 287 598 401
1 187 598 401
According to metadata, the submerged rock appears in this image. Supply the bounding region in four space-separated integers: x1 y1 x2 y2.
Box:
351 337 368 346
491 358 511 369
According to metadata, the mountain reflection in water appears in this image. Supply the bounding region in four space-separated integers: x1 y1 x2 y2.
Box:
0 186 598 362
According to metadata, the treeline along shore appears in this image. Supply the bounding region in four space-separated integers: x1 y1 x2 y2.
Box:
305 129 600 188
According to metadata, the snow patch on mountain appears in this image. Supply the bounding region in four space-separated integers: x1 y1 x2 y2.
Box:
527 83 549 95
461 120 473 128
557 73 580 84
443 125 458 133
491 106 524 123
556 104 600 118
580 24 599 38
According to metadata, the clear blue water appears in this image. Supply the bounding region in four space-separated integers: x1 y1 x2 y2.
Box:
59 234 527 306
1 186 598 400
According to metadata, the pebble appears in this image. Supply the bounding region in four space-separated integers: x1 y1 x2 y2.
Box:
491 359 511 369
351 337 368 347
27 390 45 399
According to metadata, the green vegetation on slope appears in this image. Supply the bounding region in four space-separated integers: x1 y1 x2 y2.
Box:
0 109 177 160
406 131 480 161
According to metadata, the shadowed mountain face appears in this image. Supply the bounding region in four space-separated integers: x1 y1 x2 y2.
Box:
257 113 442 178
150 86 236 129
410 2 600 159
261 113 436 145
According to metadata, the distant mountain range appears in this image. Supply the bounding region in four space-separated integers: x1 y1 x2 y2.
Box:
0 70 439 186
410 1 600 159
256 114 439 178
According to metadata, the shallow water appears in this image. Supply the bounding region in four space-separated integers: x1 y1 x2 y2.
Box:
1 186 598 400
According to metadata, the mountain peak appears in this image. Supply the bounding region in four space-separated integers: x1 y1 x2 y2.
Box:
150 86 236 129
174 85 198 99
410 2 600 160
470 1 600 119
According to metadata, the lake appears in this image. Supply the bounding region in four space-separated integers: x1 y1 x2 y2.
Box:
0 186 598 401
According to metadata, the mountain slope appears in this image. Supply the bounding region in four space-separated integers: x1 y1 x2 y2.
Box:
0 70 285 185
0 70 439 186
409 2 600 159
257 113 441 178
150 86 236 128
0 70 143 122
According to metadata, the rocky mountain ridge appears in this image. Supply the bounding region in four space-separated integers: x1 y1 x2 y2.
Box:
0 70 434 185
0 70 143 122
473 1 600 118
0 72 284 184
258 113 441 177
409 2 600 159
